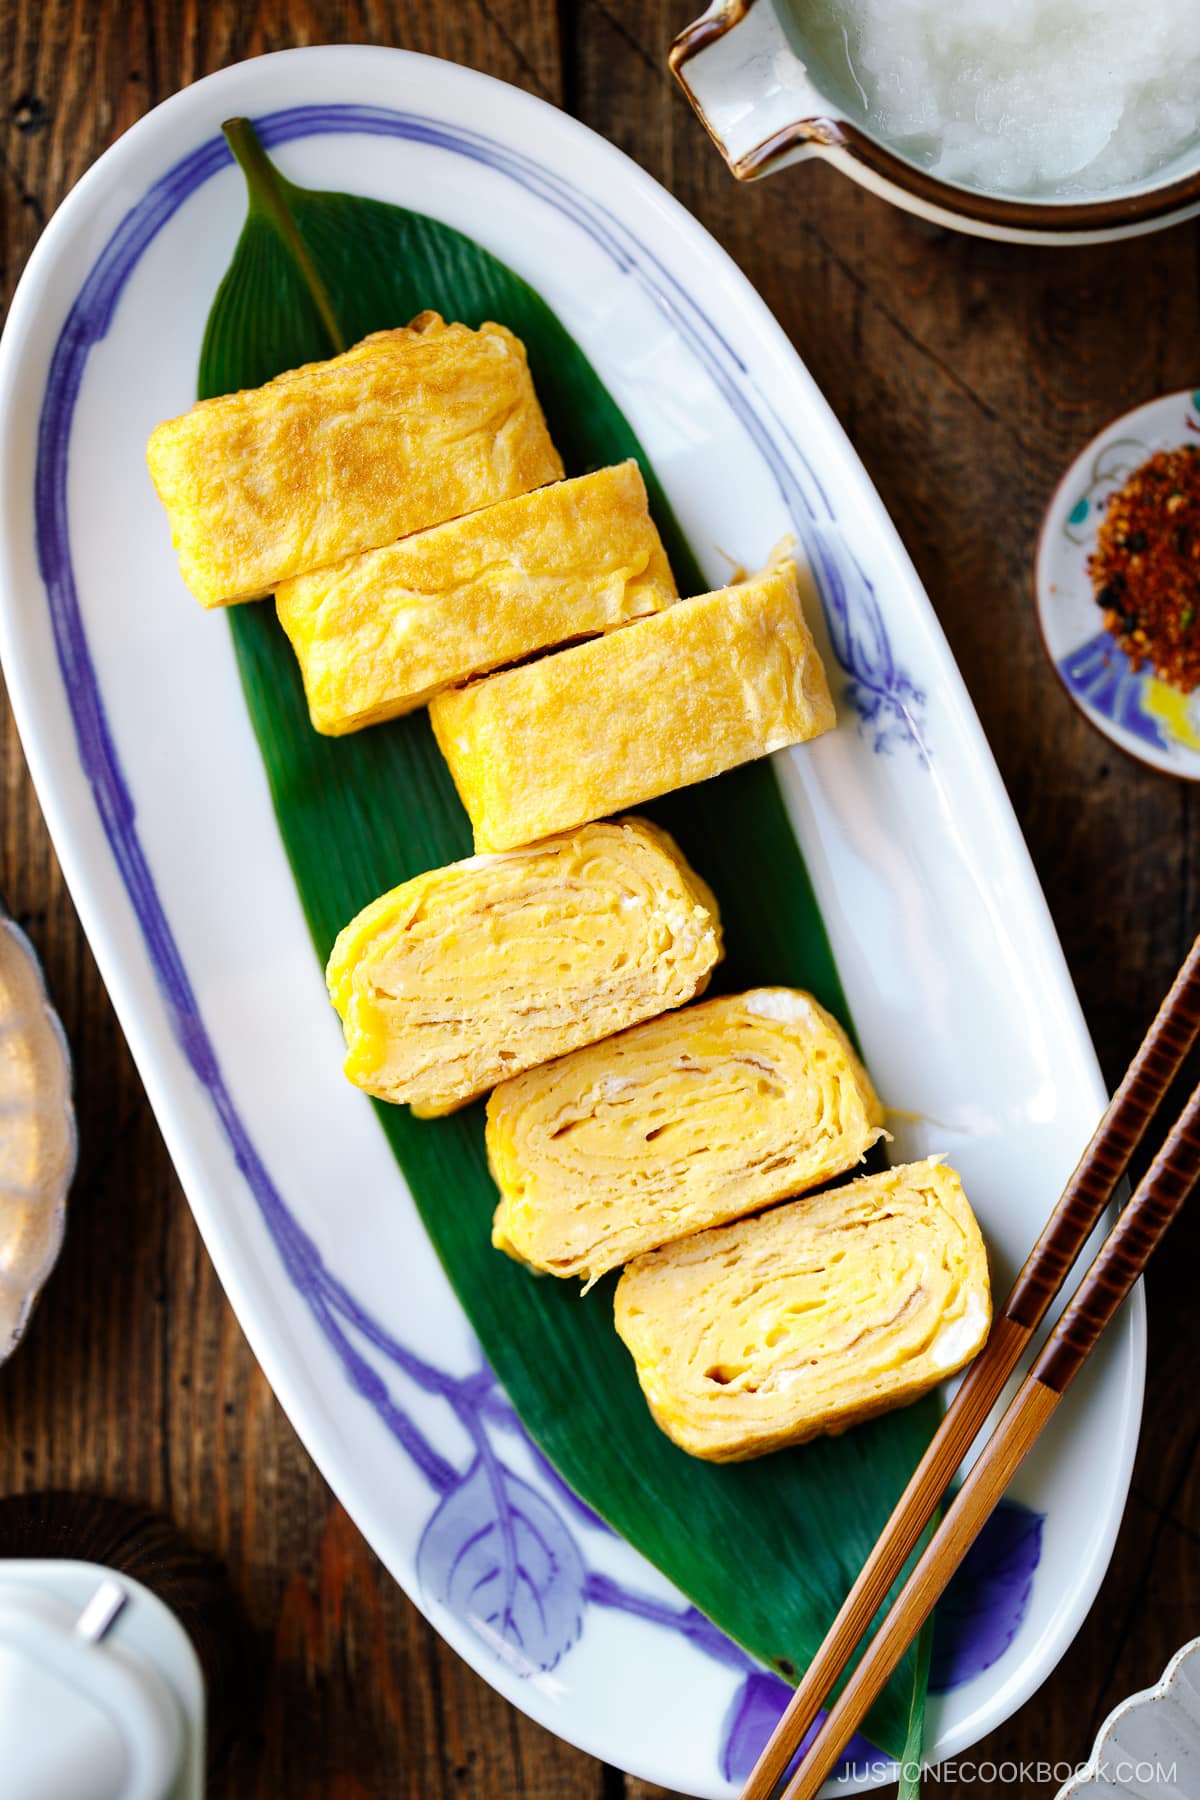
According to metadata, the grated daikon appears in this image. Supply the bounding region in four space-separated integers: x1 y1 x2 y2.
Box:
792 0 1200 198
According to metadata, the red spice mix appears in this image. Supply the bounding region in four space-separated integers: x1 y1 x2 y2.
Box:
1088 443 1200 692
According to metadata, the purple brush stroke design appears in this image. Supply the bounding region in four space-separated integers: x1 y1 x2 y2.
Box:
584 1576 891 1776
417 1449 586 1674
709 1498 1044 1783
585 1572 755 1675
931 1498 1045 1692
720 1671 878 1787
1059 631 1165 749
29 101 1004 1778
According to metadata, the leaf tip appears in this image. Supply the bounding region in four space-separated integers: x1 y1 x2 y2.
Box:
215 118 347 358
221 115 260 166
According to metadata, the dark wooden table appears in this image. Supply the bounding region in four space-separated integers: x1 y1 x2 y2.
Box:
1 4 1197 1796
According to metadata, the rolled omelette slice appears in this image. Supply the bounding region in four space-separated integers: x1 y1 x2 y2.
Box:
275 461 678 734
614 1158 991 1462
489 987 884 1280
428 550 835 852
325 817 721 1116
146 313 563 607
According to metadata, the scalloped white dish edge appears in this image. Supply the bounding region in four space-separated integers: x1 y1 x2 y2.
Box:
1057 1639 1200 1800
0 909 76 1361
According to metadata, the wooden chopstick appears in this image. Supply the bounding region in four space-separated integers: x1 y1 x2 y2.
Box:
741 934 1200 1800
780 1071 1200 1800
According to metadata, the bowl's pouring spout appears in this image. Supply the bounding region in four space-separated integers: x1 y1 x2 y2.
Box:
671 1 847 181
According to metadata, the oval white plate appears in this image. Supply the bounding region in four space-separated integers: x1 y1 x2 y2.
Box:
1038 389 1200 780
0 47 1144 1798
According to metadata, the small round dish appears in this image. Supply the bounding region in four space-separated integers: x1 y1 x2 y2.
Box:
1037 390 1200 779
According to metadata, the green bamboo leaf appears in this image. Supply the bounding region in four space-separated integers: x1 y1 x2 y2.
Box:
203 120 936 1756
898 1613 935 1800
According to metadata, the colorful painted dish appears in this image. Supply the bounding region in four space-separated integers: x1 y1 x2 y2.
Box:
1037 389 1200 778
0 47 1143 1799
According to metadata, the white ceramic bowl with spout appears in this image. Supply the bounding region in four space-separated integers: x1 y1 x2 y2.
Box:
671 0 1200 245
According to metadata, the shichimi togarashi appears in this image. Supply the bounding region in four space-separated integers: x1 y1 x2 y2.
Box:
1089 443 1200 692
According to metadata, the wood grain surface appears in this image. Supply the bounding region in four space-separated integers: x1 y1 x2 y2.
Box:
1 4 1197 1796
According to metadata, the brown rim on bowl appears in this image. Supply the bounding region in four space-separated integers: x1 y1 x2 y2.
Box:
670 0 1200 233
669 0 752 65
